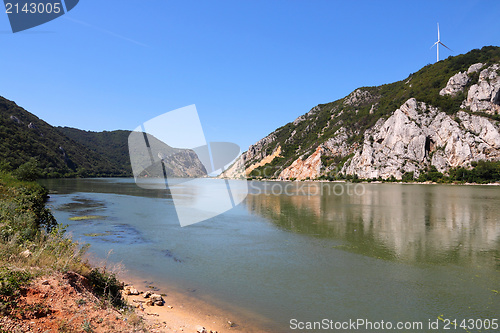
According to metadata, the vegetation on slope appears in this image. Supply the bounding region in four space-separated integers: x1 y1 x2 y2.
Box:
248 46 500 178
1 96 205 179
0 170 126 320
57 127 133 176
415 161 500 183
0 96 130 178
313 160 500 184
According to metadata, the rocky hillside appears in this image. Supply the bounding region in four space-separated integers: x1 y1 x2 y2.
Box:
0 96 124 177
59 127 207 178
222 46 500 180
0 96 206 178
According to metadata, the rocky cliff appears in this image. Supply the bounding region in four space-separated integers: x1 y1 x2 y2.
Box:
342 98 500 179
221 46 500 180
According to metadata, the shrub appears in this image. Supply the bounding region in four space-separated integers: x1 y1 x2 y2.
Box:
14 158 40 181
402 171 415 182
0 268 32 314
0 268 31 297
418 166 444 182
87 268 124 308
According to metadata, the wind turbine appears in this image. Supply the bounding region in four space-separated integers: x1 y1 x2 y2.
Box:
431 23 452 62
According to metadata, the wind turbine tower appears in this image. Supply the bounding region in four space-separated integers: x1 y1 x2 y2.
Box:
431 23 452 62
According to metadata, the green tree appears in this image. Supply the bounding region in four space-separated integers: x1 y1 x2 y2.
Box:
14 158 40 181
0 161 12 172
401 171 415 182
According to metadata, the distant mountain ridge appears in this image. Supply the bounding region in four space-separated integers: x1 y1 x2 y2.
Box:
0 97 206 178
222 46 500 181
60 127 207 178
0 96 124 177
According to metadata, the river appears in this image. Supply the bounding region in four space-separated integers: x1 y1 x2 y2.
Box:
40 178 500 332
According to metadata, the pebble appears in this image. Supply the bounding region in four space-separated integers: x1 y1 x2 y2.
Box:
124 285 140 295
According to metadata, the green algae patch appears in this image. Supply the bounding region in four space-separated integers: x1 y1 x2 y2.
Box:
83 232 112 237
69 215 106 221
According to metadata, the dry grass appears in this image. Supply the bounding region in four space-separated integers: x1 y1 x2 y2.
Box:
0 229 91 277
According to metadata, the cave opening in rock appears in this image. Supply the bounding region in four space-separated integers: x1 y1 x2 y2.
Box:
492 89 500 106
424 136 434 157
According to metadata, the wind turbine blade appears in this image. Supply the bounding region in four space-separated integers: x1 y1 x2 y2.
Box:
439 42 452 52
430 41 438 49
437 23 440 41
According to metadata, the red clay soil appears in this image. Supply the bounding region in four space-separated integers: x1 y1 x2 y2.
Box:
0 271 151 333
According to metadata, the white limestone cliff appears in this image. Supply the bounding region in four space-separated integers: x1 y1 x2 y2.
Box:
462 64 500 114
222 61 500 181
342 98 500 179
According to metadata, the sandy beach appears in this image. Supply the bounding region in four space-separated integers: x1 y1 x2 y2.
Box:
120 274 272 333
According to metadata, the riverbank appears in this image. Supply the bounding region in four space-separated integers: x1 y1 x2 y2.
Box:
244 177 500 185
119 273 268 333
0 171 137 332
0 269 265 333
0 272 148 333
0 172 270 332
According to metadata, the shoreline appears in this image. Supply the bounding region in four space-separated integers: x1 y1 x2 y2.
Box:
118 270 274 333
42 176 500 186
82 252 278 333
239 177 500 186
83 253 276 333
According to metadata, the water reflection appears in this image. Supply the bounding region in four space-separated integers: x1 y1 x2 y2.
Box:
41 178 172 199
246 182 500 267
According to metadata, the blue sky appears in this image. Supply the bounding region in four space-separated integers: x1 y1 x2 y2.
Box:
1 0 499 151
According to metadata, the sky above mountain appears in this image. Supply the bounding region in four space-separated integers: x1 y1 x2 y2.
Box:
1 0 499 151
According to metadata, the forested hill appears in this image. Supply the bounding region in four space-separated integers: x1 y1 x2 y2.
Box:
59 127 208 179
0 96 127 177
57 127 133 176
0 97 206 178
